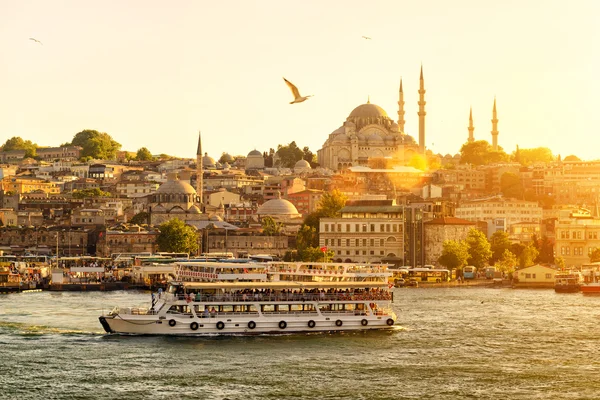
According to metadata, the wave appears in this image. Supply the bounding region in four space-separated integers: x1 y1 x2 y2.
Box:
0 320 102 336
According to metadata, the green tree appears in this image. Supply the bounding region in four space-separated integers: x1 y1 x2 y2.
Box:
459 140 510 166
465 228 492 269
316 189 347 217
590 248 600 263
513 147 554 166
490 230 512 263
302 146 316 165
555 256 566 270
72 188 112 198
500 172 524 199
408 154 428 171
136 147 153 161
519 244 539 268
495 249 517 274
537 235 554 263
130 211 150 225
261 216 282 236
298 246 334 262
296 224 318 251
67 129 121 160
275 141 304 168
156 218 198 254
438 240 469 269
1 136 38 158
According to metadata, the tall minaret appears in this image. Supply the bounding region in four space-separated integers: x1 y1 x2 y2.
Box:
491 97 499 151
196 131 203 208
468 107 475 143
418 65 426 153
397 78 406 133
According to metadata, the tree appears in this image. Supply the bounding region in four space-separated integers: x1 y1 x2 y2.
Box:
72 188 112 198
555 256 566 270
302 146 316 165
590 248 600 263
136 147 153 161
500 172 524 199
465 228 492 269
408 154 428 171
298 246 334 262
1 136 38 158
296 224 318 251
495 249 517 274
537 235 555 263
130 212 150 225
519 244 539 268
67 129 121 160
459 140 510 166
490 231 512 263
261 216 282 236
438 240 469 270
513 147 554 166
275 141 304 168
156 218 198 254
316 189 347 217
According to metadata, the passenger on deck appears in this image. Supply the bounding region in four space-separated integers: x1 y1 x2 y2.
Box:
203 307 209 318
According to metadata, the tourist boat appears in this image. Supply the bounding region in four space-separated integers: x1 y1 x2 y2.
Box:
580 268 600 295
554 271 583 293
98 261 397 335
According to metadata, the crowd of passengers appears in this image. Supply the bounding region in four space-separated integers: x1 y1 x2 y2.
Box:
166 287 392 302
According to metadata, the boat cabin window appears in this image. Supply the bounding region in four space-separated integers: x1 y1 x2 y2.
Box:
167 305 192 315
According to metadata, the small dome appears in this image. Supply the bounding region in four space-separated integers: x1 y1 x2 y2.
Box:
348 103 388 119
294 159 311 171
210 215 223 221
356 133 367 144
153 204 166 212
170 206 185 214
188 205 201 214
247 149 262 157
202 153 216 168
333 133 350 144
384 135 395 145
257 197 300 216
331 126 345 135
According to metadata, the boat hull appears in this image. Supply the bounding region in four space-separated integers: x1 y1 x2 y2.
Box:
99 314 396 335
554 284 581 293
581 286 600 295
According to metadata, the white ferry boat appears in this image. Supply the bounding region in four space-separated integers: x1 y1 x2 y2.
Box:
98 261 397 335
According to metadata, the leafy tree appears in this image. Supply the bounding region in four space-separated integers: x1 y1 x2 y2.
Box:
261 216 282 236
465 228 492 269
72 188 112 198
156 218 198 254
490 230 512 263
1 136 38 158
438 240 469 269
519 244 539 268
495 249 517 274
275 141 304 168
512 147 554 166
302 146 316 165
296 224 318 251
130 212 150 225
298 246 334 262
67 129 121 160
500 172 524 199
316 189 347 217
590 248 600 263
459 140 510 166
136 147 153 161
510 243 526 258
263 148 274 168
537 235 555 263
408 154 428 171
555 256 566 270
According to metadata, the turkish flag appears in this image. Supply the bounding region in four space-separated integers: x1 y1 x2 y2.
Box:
320 246 327 252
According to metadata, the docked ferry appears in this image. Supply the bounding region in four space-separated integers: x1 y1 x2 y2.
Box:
98 261 397 335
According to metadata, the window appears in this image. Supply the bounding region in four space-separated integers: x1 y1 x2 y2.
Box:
362 239 367 246
337 224 341 232
324 224 329 232
380 239 384 246
337 239 341 247
370 224 375 232
370 239 374 247
346 224 350 232
392 224 397 232
346 239 350 247
545 274 552 279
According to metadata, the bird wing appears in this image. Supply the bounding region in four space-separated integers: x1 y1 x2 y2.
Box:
362 36 371 40
29 38 42 44
283 78 301 98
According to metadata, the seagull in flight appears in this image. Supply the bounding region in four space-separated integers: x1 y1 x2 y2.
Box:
29 37 43 45
362 36 372 40
283 78 313 104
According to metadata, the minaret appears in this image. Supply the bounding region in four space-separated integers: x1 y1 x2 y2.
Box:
491 97 499 151
397 78 406 132
468 107 475 143
418 65 426 153
196 131 203 208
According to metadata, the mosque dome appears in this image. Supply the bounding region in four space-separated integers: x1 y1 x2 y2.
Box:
248 149 262 157
356 132 367 144
221 153 234 163
257 196 300 216
188 204 201 214
333 133 350 144
368 134 384 145
156 178 197 195
348 103 388 119
202 154 216 168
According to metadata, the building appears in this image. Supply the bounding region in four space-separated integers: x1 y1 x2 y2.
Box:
514 264 556 287
36 146 82 161
1 176 60 195
554 208 600 268
424 217 475 266
97 226 159 257
319 200 404 263
115 181 159 198
286 189 324 217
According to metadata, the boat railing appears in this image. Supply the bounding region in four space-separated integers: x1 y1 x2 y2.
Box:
167 292 392 303
110 306 159 316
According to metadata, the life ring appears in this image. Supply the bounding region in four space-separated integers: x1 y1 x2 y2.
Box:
279 320 287 329
386 318 394 326
335 319 343 327
216 321 225 330
168 319 176 327
361 319 368 326
308 320 316 328
248 321 256 330
190 322 199 331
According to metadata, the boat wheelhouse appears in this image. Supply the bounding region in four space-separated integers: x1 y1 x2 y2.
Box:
99 261 397 335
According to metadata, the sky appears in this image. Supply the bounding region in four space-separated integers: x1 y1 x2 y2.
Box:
1 0 599 161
